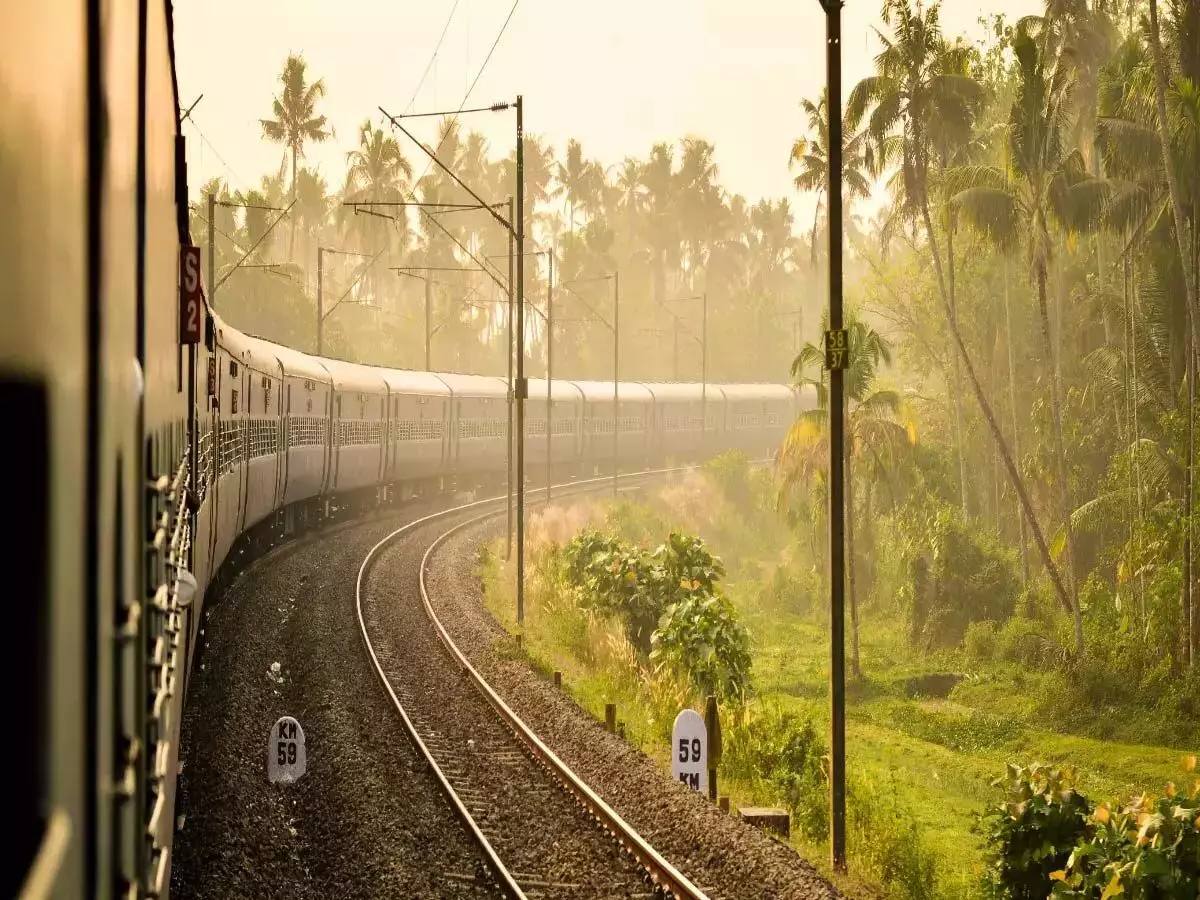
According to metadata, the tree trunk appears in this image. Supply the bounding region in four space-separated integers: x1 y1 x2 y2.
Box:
946 203 970 519
1035 262 1083 654
919 196 1076 626
1187 325 1195 667
812 188 824 271
289 143 299 263
846 410 861 679
1003 258 1030 585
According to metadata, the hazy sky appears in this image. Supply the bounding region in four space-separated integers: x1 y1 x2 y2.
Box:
175 0 1043 227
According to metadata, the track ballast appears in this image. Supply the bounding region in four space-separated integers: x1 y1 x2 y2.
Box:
359 495 702 899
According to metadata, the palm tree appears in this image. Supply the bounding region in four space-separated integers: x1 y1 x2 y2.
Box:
554 138 601 236
950 30 1111 654
852 0 1076 637
343 119 413 307
1147 0 1199 323
789 87 874 269
260 54 332 260
779 313 914 678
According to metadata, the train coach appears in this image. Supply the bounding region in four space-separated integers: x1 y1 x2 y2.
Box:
4 2 818 897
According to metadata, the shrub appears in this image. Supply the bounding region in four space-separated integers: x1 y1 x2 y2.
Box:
651 591 752 702
980 761 1200 899
996 617 1064 668
719 702 828 840
965 620 999 662
848 775 940 900
1050 784 1200 898
978 763 1092 899
908 507 1021 650
564 528 662 653
704 450 756 512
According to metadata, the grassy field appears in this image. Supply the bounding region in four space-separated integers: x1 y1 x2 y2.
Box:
477 483 1198 899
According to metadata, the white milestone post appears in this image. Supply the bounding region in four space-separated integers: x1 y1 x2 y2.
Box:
268 716 307 785
671 708 708 794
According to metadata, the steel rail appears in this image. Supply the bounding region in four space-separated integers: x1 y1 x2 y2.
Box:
356 465 719 900
418 511 711 900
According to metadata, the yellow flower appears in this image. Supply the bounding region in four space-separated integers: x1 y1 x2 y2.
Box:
1093 805 1111 824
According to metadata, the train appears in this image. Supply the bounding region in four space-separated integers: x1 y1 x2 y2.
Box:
4 3 815 899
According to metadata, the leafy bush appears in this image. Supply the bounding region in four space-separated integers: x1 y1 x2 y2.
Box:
978 763 1093 899
563 527 749 701
980 760 1200 899
908 507 1021 650
965 620 1000 661
1050 783 1200 898
704 449 756 512
564 528 662 653
719 702 828 840
651 592 752 702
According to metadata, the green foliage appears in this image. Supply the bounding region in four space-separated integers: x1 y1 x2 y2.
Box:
703 450 757 512
719 703 829 840
563 526 750 700
889 704 1018 754
980 761 1200 900
651 591 752 702
848 774 941 900
1050 787 1200 899
978 763 1093 899
908 507 1022 650
965 620 1000 662
563 528 661 653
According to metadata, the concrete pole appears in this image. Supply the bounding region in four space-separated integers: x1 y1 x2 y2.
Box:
516 95 527 626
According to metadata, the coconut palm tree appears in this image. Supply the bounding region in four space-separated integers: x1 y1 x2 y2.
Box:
554 138 602 236
789 86 875 269
779 312 914 678
949 30 1111 653
342 119 413 307
852 0 1076 636
260 53 333 259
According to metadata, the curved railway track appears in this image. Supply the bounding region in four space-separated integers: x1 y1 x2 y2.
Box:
357 476 709 900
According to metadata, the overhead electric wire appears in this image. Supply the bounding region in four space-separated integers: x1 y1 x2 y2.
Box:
182 117 249 190
341 0 521 307
405 0 463 114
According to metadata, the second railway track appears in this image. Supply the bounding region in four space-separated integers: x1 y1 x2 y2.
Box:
357 482 709 900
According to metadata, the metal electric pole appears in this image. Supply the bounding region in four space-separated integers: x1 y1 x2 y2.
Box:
207 193 216 310
506 196 515 562
546 250 554 505
612 271 620 498
516 95 528 627
701 290 708 448
822 0 848 875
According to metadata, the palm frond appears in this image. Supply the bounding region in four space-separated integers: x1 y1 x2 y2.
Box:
951 186 1022 251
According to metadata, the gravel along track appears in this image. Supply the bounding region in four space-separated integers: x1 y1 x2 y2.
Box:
362 506 670 900
170 505 507 900
424 517 843 900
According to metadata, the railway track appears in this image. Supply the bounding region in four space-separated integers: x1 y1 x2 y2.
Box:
357 477 710 900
